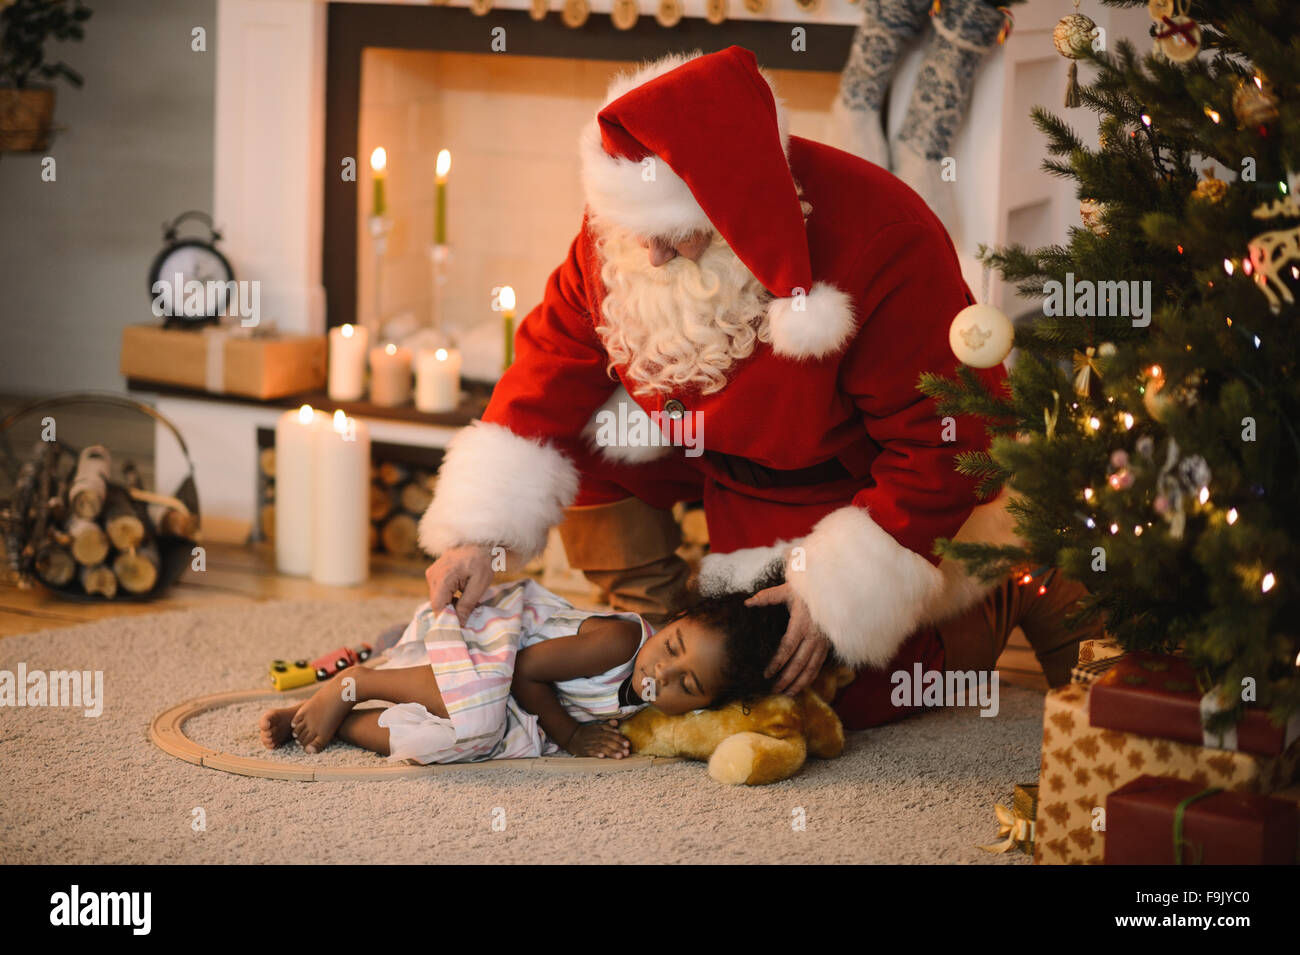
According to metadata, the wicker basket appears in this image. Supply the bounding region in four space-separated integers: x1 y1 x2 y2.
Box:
0 88 55 152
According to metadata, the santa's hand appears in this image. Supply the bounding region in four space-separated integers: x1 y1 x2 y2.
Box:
426 544 495 626
746 583 831 696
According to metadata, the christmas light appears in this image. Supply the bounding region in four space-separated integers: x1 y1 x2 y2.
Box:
1085 517 1097 529
1134 525 1143 536
1109 523 1119 535
1205 107 1221 124
1122 412 1135 430
1227 508 1239 525
1262 572 1276 593
1198 487 1210 505
1149 365 1163 379
1223 258 1235 276
1140 112 1152 127
1021 574 1033 585
1254 336 1262 348
1243 258 1254 276
1088 416 1101 431
1037 584 1048 595
1084 487 1094 501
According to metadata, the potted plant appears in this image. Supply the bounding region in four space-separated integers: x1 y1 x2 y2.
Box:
0 0 92 152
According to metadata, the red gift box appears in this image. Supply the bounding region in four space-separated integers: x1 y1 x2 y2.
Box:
1090 652 1298 756
1105 775 1298 865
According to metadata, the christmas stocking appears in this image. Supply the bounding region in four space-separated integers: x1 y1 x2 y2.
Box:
892 0 1007 230
828 0 934 169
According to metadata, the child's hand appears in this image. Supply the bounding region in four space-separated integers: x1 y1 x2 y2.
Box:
564 720 631 759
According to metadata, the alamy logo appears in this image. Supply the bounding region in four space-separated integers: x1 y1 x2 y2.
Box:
592 404 704 458
49 885 151 935
1043 272 1152 327
0 664 103 717
890 664 999 717
151 272 261 327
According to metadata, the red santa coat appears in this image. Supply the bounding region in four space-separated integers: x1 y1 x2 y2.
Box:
420 49 1010 674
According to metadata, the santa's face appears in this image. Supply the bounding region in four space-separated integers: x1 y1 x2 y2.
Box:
593 218 771 397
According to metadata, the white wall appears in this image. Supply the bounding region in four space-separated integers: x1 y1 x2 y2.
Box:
0 0 216 396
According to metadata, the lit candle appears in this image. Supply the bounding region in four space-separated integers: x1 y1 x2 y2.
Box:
311 410 371 587
369 341 412 407
415 346 462 413
435 148 450 245
501 285 516 371
274 404 326 577
328 323 368 401
370 147 387 217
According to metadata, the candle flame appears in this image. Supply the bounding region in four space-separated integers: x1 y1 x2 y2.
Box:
370 147 387 173
298 404 314 424
435 348 448 361
341 323 355 339
500 286 516 311
333 409 348 433
436 149 451 180
385 343 397 355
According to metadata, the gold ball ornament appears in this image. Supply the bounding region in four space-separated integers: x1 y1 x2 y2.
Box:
611 0 638 29
1079 198 1109 237
561 0 589 28
949 304 1014 369
1233 77 1280 129
705 0 727 25
530 0 548 20
1191 168 1227 204
655 0 683 27
1153 15 1201 63
1053 13 1097 59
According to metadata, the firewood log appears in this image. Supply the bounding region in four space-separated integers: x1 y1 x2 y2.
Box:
380 513 419 558
35 542 76 587
103 483 147 550
69 445 111 519
67 516 110 566
80 563 118 599
369 483 396 522
400 477 434 515
377 461 409 487
113 543 159 594
122 459 144 490
146 501 199 539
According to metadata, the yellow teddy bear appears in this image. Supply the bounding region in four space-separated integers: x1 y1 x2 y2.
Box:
619 665 854 784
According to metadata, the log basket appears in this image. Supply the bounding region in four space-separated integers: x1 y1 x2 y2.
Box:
0 392 200 601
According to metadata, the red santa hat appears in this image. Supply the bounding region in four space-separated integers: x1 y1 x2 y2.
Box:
579 47 856 360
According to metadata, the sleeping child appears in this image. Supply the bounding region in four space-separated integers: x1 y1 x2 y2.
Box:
258 578 788 763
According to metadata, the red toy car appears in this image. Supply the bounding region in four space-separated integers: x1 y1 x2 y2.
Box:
310 643 372 681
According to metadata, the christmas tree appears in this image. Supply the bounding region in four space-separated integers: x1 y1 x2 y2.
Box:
920 0 1300 726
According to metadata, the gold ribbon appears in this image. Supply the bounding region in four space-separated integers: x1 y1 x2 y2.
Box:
1044 389 1060 440
977 803 1035 853
1073 346 1100 396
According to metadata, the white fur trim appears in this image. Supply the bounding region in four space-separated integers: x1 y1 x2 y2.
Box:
580 51 790 243
418 421 579 562
582 384 672 464
768 282 856 360
787 507 944 670
697 539 791 596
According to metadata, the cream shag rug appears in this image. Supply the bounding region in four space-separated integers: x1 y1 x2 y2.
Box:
0 598 1040 864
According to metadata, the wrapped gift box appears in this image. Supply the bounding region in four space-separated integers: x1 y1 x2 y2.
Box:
1104 775 1298 865
1034 684 1300 864
1076 637 1123 664
121 324 327 400
1091 652 1300 757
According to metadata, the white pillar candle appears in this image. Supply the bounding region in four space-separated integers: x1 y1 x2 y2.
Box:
274 404 326 576
311 410 371 587
328 323 368 401
369 342 412 407
415 347 462 413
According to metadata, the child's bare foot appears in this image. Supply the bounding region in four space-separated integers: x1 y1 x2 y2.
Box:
290 673 357 754
259 704 301 750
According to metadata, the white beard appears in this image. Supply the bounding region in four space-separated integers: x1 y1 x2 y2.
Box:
592 218 771 396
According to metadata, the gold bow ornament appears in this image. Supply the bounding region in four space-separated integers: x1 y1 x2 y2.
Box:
977 803 1035 854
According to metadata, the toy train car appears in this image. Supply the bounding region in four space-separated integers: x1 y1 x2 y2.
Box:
309 643 372 681
269 643 373 691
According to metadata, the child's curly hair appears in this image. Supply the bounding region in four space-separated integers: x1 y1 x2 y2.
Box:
673 572 790 708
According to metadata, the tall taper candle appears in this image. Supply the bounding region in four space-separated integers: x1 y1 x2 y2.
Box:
501 285 516 370
275 404 326 576
435 149 450 245
311 410 371 586
370 147 388 217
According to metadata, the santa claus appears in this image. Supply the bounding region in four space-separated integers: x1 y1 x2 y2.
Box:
420 46 1094 728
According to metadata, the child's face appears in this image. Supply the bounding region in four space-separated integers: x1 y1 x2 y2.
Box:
631 615 728 715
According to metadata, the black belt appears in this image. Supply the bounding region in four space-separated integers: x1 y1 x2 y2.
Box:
703 449 852 489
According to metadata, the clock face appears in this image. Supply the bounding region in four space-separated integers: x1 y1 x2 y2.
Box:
155 244 231 288
149 239 235 323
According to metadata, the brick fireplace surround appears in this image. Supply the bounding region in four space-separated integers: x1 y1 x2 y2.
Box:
135 0 1140 533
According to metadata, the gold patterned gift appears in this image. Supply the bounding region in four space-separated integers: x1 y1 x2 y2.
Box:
1034 684 1300 864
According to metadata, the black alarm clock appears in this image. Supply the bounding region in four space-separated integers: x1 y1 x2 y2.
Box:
148 210 236 329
